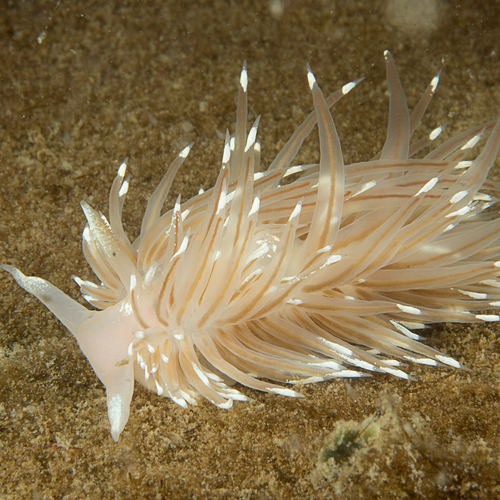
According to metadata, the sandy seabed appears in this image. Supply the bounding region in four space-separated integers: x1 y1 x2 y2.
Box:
0 1 499 498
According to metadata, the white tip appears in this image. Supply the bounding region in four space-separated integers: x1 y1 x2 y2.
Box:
403 356 437 366
416 177 439 196
397 304 422 315
240 65 248 92
192 362 210 386
446 206 471 218
323 340 353 356
450 190 468 204
206 372 224 383
218 399 233 409
429 125 443 141
268 387 303 397
317 245 332 254
174 196 181 214
461 134 481 150
181 208 190 221
352 180 377 197
245 121 259 152
352 359 376 371
289 200 302 221
180 143 192 158
172 397 188 409
430 75 440 93
155 380 164 396
108 393 126 442
171 236 189 260
332 370 365 378
83 225 92 242
130 273 137 291
324 255 342 266
284 165 305 177
127 342 134 357
390 320 420 340
458 289 487 300
117 162 127 178
436 355 461 369
73 276 84 287
307 67 316 90
473 193 492 201
342 81 356 95
455 161 472 170
248 197 260 217
222 141 231 164
380 367 409 379
476 314 500 322
217 190 227 214
118 179 129 198
242 268 263 284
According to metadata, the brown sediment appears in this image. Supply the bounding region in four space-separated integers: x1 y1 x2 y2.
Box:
0 0 499 498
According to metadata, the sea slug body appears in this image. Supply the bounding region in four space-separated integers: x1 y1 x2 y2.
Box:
3 51 500 441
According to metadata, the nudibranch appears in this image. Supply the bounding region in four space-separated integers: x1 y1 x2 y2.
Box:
3 51 500 441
